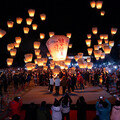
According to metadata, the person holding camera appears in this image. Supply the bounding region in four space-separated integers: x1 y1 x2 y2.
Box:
96 96 111 120
59 93 72 120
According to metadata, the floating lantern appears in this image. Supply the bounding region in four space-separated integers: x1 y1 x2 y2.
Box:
96 57 100 60
46 35 69 61
90 1 96 8
7 21 14 28
40 14 46 21
103 46 111 54
37 55 41 59
24 54 33 62
50 64 55 69
65 65 68 70
78 53 83 58
16 17 23 24
94 50 102 58
87 57 91 62
42 58 47 63
26 63 34 71
40 33 45 39
47 53 50 57
87 48 93 55
64 59 71 66
32 24 38 30
104 39 108 44
37 58 43 66
87 34 92 39
109 41 114 47
49 32 55 37
78 61 87 69
100 11 105 16
98 39 102 45
66 33 72 38
52 68 60 75
28 9 35 17
101 52 105 59
34 59 38 64
100 34 104 39
111 28 117 35
68 44 72 48
26 18 32 25
35 49 40 56
85 39 91 47
34 41 40 49
0 29 6 38
23 27 29 34
10 49 17 57
96 1 103 9
94 45 99 50
7 43 14 51
92 27 98 34
7 58 13 66
14 42 20 48
74 55 80 61
43 66 48 71
87 62 93 69
103 34 108 39
15 37 22 44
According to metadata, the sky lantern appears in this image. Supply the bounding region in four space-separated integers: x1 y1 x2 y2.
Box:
66 33 72 38
34 41 40 49
100 34 104 39
111 28 117 35
85 39 91 47
98 39 102 45
47 53 50 57
50 64 55 69
65 65 68 70
43 66 48 71
49 32 55 37
68 44 72 48
7 21 14 28
24 54 33 62
40 33 45 39
35 49 40 56
40 14 46 21
7 43 14 51
103 46 111 54
87 62 93 69
28 9 35 17
87 57 91 62
23 27 29 34
100 11 105 16
109 41 114 47
87 48 93 55
94 50 102 58
7 58 13 66
52 68 60 76
26 63 34 71
101 52 105 59
78 53 83 58
15 37 22 44
42 58 47 63
92 27 98 34
37 54 42 59
16 17 23 24
14 42 20 48
37 58 43 66
94 45 99 50
90 1 96 8
0 29 6 38
96 57 100 60
104 39 108 44
46 35 69 61
32 24 38 30
74 55 80 61
87 34 91 39
103 34 108 39
10 49 17 57
96 1 103 9
26 18 33 25
34 59 38 64
64 59 71 66
78 61 87 69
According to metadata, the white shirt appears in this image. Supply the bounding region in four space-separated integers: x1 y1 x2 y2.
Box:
49 78 54 85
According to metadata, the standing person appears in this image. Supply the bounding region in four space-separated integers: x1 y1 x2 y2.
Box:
49 75 54 93
61 74 67 95
33 72 37 86
13 73 19 90
59 93 72 120
67 76 72 93
106 73 110 92
51 98 62 120
76 96 87 120
55 75 61 95
71 74 76 92
111 97 120 120
77 73 81 89
79 74 84 90
96 96 111 120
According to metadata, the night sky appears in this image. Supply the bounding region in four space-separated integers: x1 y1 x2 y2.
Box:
0 0 120 68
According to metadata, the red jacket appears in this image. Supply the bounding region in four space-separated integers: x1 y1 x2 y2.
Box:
77 75 84 84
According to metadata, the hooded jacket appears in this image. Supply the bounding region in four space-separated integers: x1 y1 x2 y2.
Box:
51 105 62 120
111 106 120 120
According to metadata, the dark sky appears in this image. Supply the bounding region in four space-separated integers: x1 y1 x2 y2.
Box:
0 0 120 68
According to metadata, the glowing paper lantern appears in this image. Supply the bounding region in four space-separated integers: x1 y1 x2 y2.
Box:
92 27 98 34
103 46 111 54
96 1 103 9
16 17 23 24
52 68 60 75
7 58 13 66
42 58 47 63
28 9 35 17
65 65 68 70
87 34 92 39
98 39 102 45
68 44 72 48
50 64 55 69
64 59 71 66
40 33 45 39
34 59 38 64
7 43 14 51
85 39 91 47
78 53 83 58
26 63 34 71
46 35 69 61
35 49 40 56
109 41 114 47
49 32 55 37
40 14 46 21
100 34 104 39
37 55 41 59
87 57 91 62
90 1 96 8
101 52 105 59
47 53 50 57
96 57 99 60
14 42 20 48
94 50 102 58
43 66 48 71
78 61 87 69
111 28 117 35
0 29 6 38
94 45 99 50
23 27 29 34
104 39 108 44
34 41 40 49
24 54 33 62
103 34 108 39
87 48 93 55
87 62 93 69
10 49 17 57
100 11 105 16
32 24 38 30
7 21 14 28
15 37 22 44
37 58 43 66
66 33 72 38
26 18 32 25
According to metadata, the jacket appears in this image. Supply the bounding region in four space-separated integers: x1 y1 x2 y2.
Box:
55 78 60 86
111 106 120 120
